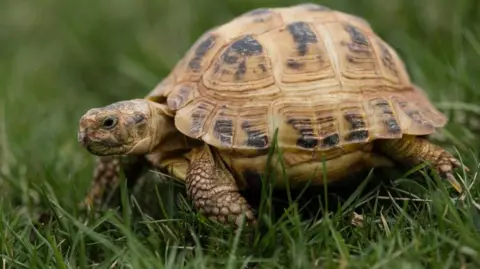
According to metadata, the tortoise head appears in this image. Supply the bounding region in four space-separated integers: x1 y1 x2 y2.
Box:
78 99 171 156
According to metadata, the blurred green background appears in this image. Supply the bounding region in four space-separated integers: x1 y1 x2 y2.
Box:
1 0 480 266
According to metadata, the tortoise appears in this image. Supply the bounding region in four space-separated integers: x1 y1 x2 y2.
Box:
77 3 468 227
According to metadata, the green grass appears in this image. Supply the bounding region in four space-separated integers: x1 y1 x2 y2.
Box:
1 0 480 267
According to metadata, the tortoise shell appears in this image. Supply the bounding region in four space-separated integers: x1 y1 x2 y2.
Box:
147 3 447 155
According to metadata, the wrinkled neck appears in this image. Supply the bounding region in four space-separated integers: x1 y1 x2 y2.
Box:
148 102 199 157
146 102 173 151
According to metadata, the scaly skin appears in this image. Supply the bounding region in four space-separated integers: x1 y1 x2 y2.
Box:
186 145 256 227
376 135 468 193
82 156 121 210
83 155 148 211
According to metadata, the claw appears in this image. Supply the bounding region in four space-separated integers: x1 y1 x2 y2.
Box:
436 157 467 193
445 172 463 193
450 157 470 172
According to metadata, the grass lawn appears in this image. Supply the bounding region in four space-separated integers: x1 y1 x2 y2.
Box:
1 0 480 268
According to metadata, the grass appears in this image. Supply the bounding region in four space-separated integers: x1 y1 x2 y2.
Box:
1 0 480 267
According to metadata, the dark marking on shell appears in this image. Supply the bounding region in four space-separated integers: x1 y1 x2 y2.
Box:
188 35 217 71
344 24 370 55
226 35 263 57
344 113 366 130
344 113 369 142
190 104 209 135
385 119 401 134
219 35 264 80
371 98 401 134
258 64 267 73
378 41 398 75
313 114 339 148
213 119 234 146
287 118 318 149
346 130 369 142
241 121 269 148
407 110 432 127
396 99 434 128
235 61 247 80
221 69 231 76
224 55 238 64
297 3 331 11
286 59 305 69
213 64 221 73
286 22 318 56
168 86 191 110
243 8 271 16
322 133 340 147
373 100 394 114
345 25 368 46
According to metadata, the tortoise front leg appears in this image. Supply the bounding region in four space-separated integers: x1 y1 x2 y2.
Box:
375 135 468 193
186 145 256 227
83 155 148 211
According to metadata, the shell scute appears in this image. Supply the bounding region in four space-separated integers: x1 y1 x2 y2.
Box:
212 119 234 147
279 21 336 85
331 22 379 81
391 96 436 134
275 101 342 151
201 104 238 148
313 107 342 149
240 119 269 150
183 103 271 153
341 107 370 144
174 99 216 139
236 106 270 152
287 118 319 149
365 97 403 139
166 83 198 110
202 34 278 100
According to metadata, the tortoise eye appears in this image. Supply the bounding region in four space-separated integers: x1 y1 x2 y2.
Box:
102 117 118 129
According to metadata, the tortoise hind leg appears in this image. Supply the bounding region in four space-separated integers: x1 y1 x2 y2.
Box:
186 145 256 227
375 135 468 193
82 155 148 211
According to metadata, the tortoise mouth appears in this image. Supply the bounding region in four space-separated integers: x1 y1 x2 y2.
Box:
84 142 127 156
78 130 127 156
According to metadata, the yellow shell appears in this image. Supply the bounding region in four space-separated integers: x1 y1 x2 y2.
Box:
147 3 447 156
